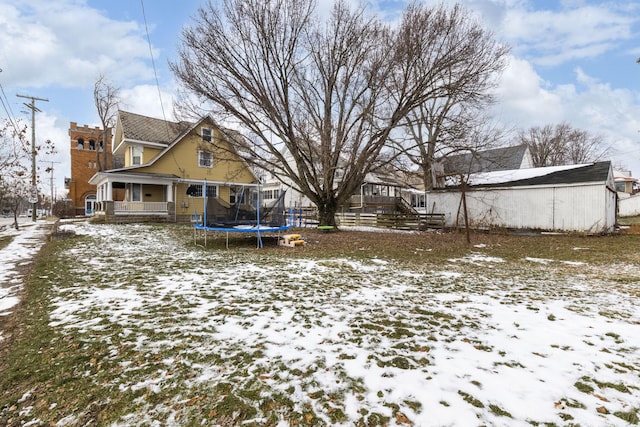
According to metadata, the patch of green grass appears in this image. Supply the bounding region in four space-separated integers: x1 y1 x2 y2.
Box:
574 381 594 394
0 234 14 250
489 403 512 417
561 398 586 409
612 361 636 372
613 409 639 424
403 399 422 413
458 390 484 408
558 412 574 421
594 380 630 394
356 412 390 427
604 332 624 343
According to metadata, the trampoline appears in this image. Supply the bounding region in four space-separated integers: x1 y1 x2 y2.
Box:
192 182 291 248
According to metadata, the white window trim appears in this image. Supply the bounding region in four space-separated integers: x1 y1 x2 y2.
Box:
199 150 213 168
131 183 142 202
131 146 142 166
187 184 218 198
202 127 212 143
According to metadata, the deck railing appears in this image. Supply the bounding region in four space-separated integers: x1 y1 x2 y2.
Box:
114 201 168 213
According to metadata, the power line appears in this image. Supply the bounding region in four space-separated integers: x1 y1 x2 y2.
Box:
0 69 21 133
140 0 171 138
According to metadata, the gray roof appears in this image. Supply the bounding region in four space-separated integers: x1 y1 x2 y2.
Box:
118 110 191 145
446 161 613 190
442 144 529 175
486 161 612 188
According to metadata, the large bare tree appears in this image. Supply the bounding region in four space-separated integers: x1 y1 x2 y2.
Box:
172 0 506 225
392 4 509 190
518 122 609 167
94 75 120 171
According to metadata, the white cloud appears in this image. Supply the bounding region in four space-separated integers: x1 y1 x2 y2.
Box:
493 56 564 124
11 111 73 198
500 4 635 66
119 84 177 121
0 0 155 88
492 58 640 172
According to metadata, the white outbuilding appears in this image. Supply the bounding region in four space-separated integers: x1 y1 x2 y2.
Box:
427 161 617 234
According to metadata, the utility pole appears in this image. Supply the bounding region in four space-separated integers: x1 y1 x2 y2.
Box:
17 94 49 221
46 160 60 217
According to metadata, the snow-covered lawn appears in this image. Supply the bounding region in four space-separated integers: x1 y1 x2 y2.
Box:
2 221 639 426
0 220 53 338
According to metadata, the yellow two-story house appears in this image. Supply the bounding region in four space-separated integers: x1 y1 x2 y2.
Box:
89 110 257 223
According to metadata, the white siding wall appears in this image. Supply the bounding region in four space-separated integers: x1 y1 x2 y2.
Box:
427 183 616 233
619 194 640 217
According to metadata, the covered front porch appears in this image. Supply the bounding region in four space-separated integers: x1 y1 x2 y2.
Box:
89 171 178 223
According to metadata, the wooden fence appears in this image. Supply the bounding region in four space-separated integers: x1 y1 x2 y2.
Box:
336 212 445 230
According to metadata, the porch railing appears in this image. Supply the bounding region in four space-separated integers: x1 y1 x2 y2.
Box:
114 201 168 213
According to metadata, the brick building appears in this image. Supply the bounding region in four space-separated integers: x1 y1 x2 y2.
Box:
67 122 121 216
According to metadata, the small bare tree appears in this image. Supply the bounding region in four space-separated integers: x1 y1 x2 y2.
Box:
0 119 30 229
518 122 608 167
172 0 509 226
94 75 120 171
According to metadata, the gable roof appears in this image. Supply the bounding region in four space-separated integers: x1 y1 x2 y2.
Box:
118 110 191 146
449 161 614 189
442 144 531 175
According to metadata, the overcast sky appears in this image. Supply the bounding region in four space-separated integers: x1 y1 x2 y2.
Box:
1 0 640 195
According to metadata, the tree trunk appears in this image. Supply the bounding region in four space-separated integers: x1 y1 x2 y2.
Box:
317 197 339 227
12 209 19 230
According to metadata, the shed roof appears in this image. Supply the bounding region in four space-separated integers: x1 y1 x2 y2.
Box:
445 161 613 189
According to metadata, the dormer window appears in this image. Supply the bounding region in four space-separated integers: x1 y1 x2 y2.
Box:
202 127 212 143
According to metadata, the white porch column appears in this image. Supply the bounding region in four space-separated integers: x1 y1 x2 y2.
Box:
106 181 113 201
166 183 174 202
97 184 103 202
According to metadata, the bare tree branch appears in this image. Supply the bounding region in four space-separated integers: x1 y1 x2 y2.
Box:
94 75 120 171
172 0 508 225
391 3 510 190
518 122 609 167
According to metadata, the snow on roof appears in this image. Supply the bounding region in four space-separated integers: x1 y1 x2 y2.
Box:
464 164 588 185
444 162 612 188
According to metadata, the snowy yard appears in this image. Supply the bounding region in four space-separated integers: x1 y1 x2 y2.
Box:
1 221 639 426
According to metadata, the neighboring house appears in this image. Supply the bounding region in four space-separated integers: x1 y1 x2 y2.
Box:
614 169 638 196
615 169 640 217
89 111 257 224
345 171 419 214
435 144 533 187
427 161 617 233
67 122 122 216
260 167 315 210
261 145 422 216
